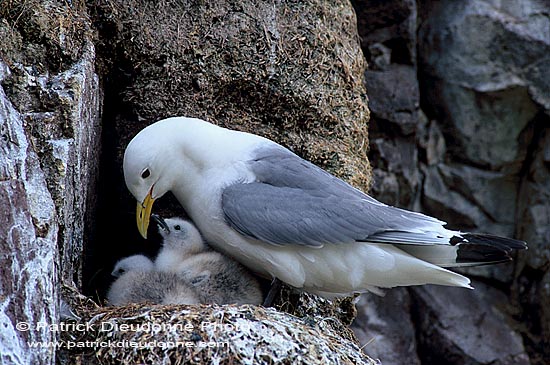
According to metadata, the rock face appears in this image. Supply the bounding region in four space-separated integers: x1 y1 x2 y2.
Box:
2 0 372 363
5 0 545 363
0 1 101 364
351 0 549 364
351 288 421 365
411 282 530 365
89 0 369 182
0 85 58 365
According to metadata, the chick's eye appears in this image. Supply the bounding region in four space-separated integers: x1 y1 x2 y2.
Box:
141 169 150 179
174 225 181 230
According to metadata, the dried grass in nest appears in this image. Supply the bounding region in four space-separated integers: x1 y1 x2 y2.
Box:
58 285 375 365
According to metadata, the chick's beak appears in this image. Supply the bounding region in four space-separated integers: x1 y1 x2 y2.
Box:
136 188 155 239
151 214 170 233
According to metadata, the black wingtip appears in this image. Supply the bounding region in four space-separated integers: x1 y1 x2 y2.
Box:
456 244 513 265
452 232 526 266
461 233 528 251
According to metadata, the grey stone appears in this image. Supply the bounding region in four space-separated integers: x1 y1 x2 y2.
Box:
18 42 102 287
417 118 446 166
369 168 402 207
421 162 517 287
352 0 423 219
429 86 537 170
437 163 519 234
368 43 392 70
516 123 550 360
419 0 549 105
0 83 58 365
422 163 489 230
362 65 422 210
370 136 419 207
352 289 421 365
411 282 530 365
539 270 550 356
517 126 550 271
418 0 547 169
365 64 419 135
422 161 524 283
352 0 417 65
0 2 101 363
352 0 548 363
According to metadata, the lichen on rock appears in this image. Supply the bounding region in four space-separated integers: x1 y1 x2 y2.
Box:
1 1 101 364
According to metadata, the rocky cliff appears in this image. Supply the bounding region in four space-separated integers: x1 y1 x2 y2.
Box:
0 2 100 363
351 1 549 364
1 0 548 364
1 0 372 364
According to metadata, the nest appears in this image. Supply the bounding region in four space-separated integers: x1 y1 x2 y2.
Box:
58 285 375 364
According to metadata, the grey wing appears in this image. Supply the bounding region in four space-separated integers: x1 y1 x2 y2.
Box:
221 146 449 247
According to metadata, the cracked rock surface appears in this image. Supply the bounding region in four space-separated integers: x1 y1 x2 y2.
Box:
351 0 549 364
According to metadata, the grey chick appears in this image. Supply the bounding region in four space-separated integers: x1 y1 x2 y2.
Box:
107 254 199 306
153 216 263 305
111 254 154 277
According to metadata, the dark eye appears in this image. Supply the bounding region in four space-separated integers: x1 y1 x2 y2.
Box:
174 225 181 230
141 169 150 179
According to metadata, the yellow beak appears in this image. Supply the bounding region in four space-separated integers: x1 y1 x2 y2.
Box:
136 189 155 239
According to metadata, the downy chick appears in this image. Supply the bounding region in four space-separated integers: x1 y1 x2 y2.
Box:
154 216 263 305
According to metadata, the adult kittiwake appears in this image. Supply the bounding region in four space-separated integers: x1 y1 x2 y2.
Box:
123 117 527 297
153 215 263 305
